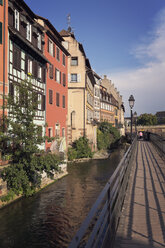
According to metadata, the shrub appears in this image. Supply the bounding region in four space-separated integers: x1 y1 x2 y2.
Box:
67 148 77 161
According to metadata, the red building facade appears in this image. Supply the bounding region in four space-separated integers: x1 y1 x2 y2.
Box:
36 17 69 150
0 0 8 121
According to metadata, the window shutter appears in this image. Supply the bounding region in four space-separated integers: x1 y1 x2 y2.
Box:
42 67 46 83
55 68 57 81
9 83 14 97
25 55 28 74
53 43 55 57
60 71 61 84
78 74 81 82
56 92 59 106
33 61 38 78
41 95 45 111
68 73 71 83
49 89 53 104
47 38 49 52
0 22 2 44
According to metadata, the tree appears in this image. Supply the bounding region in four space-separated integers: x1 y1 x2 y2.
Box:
0 79 60 198
97 122 120 150
137 113 157 126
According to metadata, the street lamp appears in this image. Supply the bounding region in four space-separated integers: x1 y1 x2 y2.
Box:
134 111 137 133
128 95 135 143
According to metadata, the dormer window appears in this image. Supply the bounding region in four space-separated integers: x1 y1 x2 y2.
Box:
26 22 31 42
14 9 19 31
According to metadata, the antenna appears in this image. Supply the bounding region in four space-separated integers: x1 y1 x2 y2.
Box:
67 14 71 32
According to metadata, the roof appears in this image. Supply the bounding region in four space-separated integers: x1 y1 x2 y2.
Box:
36 15 64 42
59 29 75 39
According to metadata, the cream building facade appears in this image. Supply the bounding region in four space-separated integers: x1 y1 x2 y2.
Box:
60 29 97 150
101 75 125 135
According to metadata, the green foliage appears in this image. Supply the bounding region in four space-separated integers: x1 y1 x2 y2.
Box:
137 113 157 126
97 122 120 150
0 190 15 203
0 154 61 199
0 79 61 201
67 148 77 161
67 137 93 161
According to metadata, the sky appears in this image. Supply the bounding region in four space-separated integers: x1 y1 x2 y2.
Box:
24 0 165 116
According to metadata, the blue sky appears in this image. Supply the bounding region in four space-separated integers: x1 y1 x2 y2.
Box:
25 0 165 116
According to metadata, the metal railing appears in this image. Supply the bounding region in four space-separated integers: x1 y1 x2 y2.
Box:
150 133 165 155
68 137 137 248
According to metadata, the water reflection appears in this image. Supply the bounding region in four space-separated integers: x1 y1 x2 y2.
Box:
0 148 125 248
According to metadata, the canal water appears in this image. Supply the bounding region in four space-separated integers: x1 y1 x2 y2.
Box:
0 148 125 248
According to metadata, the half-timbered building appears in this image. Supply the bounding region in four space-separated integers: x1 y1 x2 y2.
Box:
8 0 48 149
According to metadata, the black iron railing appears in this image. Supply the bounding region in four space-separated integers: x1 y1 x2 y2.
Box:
150 133 165 155
68 137 137 248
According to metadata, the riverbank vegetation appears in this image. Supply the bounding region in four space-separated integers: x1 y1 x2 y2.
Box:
97 122 120 150
67 136 93 161
0 79 61 202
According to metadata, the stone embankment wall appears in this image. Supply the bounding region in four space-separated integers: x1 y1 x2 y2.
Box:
0 163 68 209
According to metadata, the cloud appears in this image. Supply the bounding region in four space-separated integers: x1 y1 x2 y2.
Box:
109 9 165 117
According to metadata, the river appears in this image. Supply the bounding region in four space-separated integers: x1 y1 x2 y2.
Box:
0 148 125 248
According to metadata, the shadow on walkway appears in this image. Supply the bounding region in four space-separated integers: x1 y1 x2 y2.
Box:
114 141 165 248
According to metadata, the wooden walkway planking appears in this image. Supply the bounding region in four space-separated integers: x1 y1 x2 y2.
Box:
114 141 165 248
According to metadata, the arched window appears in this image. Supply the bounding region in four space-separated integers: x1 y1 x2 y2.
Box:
71 111 76 129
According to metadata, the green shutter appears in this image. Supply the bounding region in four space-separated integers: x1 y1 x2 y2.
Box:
0 0 3 6
0 22 2 44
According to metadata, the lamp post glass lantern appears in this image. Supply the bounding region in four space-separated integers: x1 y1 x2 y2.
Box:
128 95 135 143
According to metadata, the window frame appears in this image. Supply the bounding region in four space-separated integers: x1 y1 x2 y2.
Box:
71 57 78 66
56 92 60 107
49 89 53 105
37 33 42 50
26 22 31 42
62 53 66 66
71 73 78 82
14 9 19 31
56 47 60 61
62 95 65 108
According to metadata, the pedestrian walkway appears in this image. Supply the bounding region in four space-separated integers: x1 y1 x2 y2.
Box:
114 141 165 248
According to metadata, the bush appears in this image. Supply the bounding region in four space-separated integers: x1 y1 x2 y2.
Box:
67 148 77 161
97 122 120 150
0 153 61 200
67 137 93 161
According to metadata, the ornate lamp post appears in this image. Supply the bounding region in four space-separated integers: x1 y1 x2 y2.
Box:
128 95 135 143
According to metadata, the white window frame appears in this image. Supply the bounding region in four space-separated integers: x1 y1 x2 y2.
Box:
71 73 77 82
55 68 60 83
26 22 31 42
62 53 66 66
14 9 19 31
37 33 41 50
48 39 53 56
27 59 32 74
71 57 78 66
48 127 53 138
38 65 42 80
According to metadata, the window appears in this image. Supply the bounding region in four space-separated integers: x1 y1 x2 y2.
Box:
71 57 78 66
62 53 65 66
13 45 21 70
37 126 42 138
27 59 32 74
71 74 77 82
48 128 53 138
26 22 31 42
0 22 2 44
56 92 60 107
55 68 60 83
49 89 53 104
14 9 19 31
0 0 3 5
63 73 66 87
49 64 53 79
62 95 65 108
37 33 41 50
55 123 60 137
38 65 42 80
62 128 65 137
48 38 54 56
56 47 60 61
